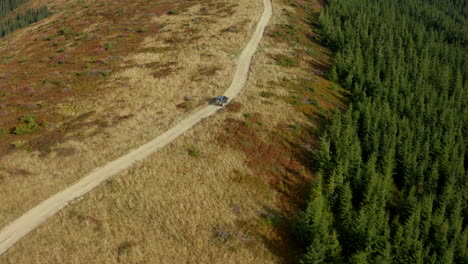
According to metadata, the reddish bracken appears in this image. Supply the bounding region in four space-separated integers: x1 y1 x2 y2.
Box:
92 46 106 54
50 53 70 64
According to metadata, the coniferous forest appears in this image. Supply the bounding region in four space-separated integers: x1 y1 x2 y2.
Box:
296 0 467 263
0 0 49 38
0 0 28 18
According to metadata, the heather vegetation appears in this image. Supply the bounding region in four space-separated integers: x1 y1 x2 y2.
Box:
295 0 467 263
0 0 49 38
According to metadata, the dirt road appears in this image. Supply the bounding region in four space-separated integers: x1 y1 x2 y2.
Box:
0 0 272 256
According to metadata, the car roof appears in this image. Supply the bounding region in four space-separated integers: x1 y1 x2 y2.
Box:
216 95 227 99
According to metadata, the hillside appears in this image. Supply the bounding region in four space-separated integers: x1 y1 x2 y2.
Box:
0 0 342 263
0 0 262 227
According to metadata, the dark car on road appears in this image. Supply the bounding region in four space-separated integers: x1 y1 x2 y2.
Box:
212 95 229 106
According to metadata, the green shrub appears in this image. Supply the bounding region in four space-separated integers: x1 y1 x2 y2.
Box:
243 113 253 118
117 241 132 256
59 27 73 36
44 78 64 86
105 43 114 51
0 127 5 137
188 146 200 158
12 115 40 135
310 98 318 106
45 34 55 41
271 30 283 38
260 91 275 98
167 9 179 15
289 124 301 132
276 56 299 67
12 141 25 148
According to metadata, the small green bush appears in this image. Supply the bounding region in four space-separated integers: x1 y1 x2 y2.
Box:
12 115 40 135
188 146 200 158
12 141 25 149
243 113 253 118
105 43 114 51
271 31 283 38
310 98 319 106
260 91 275 98
44 78 64 86
59 27 73 36
117 241 132 256
0 127 5 137
167 9 179 15
276 56 299 67
289 124 301 132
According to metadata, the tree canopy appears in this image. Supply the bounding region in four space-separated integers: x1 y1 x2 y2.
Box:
296 0 467 263
0 0 49 38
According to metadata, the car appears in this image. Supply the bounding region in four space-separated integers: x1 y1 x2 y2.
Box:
212 95 229 106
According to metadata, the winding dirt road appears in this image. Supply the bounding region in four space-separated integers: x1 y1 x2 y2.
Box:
0 0 272 256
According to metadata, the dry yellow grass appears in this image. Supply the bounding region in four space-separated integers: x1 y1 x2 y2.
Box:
0 0 262 228
1 0 341 263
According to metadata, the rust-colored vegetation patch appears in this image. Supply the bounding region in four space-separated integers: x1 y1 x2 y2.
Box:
226 101 243 112
0 0 198 154
219 115 314 216
210 0 346 261
149 62 179 78
218 114 317 261
210 3 239 18
197 65 222 77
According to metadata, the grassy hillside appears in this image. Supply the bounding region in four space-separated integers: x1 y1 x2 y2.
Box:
0 0 263 228
0 0 198 152
1 0 343 263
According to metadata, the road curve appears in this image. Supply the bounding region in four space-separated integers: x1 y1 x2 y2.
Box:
0 0 272 256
